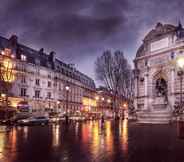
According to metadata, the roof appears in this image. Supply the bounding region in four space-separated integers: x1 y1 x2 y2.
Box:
144 23 176 41
135 22 179 58
0 35 95 89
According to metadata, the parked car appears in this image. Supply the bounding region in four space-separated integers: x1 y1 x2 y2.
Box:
0 118 17 125
17 116 49 125
69 115 86 121
0 126 11 132
49 116 60 123
58 114 67 121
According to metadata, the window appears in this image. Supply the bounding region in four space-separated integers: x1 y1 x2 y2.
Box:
35 79 40 86
47 92 51 99
20 88 26 96
48 74 51 79
53 82 57 87
35 90 40 98
36 68 40 75
21 76 26 83
48 81 51 87
59 83 61 91
171 52 175 59
21 54 27 61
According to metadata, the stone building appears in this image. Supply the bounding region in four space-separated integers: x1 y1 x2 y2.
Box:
0 35 96 115
95 87 127 118
134 22 184 123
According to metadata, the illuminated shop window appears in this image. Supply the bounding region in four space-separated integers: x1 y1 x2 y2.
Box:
21 54 27 61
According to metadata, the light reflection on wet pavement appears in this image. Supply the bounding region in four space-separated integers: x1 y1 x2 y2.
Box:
0 120 184 162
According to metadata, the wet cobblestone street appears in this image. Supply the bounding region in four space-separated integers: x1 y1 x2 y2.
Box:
0 120 184 162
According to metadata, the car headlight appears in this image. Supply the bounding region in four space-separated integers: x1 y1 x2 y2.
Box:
22 120 29 123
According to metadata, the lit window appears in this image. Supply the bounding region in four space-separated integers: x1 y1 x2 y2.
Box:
21 54 27 61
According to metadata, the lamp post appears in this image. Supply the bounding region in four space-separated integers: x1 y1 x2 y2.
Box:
57 101 60 113
176 56 184 139
65 85 70 124
176 57 184 113
123 102 128 119
95 96 99 111
178 71 183 107
107 98 111 119
101 97 105 114
101 97 105 123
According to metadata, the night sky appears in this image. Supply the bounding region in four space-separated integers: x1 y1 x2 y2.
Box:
0 0 183 82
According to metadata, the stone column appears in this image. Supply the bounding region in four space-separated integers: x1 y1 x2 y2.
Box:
134 77 138 110
133 69 139 111
144 72 149 110
170 67 175 110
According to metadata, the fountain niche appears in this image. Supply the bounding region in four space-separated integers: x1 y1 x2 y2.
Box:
152 77 168 110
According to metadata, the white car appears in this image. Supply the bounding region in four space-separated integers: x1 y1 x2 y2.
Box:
49 117 60 123
69 115 86 121
18 116 49 125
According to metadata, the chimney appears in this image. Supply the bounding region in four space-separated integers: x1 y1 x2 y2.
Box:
39 48 44 54
9 35 18 46
16 45 22 59
8 35 18 55
49 51 56 62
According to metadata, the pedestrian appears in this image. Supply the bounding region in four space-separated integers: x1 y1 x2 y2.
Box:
101 114 105 124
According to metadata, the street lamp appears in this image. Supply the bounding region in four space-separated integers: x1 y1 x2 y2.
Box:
95 96 99 101
57 101 60 104
57 101 60 113
101 97 105 123
95 96 99 112
65 85 70 124
1 93 6 98
65 86 70 91
175 56 184 138
176 57 184 112
107 99 111 103
123 103 128 109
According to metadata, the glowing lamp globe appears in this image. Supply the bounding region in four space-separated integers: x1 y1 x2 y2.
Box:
177 57 184 69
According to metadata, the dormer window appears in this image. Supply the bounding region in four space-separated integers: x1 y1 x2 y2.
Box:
47 62 51 68
21 54 26 61
35 58 40 65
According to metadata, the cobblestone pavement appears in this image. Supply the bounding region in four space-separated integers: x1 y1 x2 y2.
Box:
0 120 184 162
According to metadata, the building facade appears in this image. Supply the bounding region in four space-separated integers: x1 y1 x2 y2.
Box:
134 22 184 123
0 35 96 115
96 87 127 118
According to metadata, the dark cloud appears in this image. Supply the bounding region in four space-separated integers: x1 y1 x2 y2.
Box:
0 0 184 81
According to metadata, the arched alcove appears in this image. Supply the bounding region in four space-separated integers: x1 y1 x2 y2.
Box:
152 70 168 98
155 78 167 97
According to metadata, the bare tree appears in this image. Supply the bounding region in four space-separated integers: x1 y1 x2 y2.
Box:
95 50 133 110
